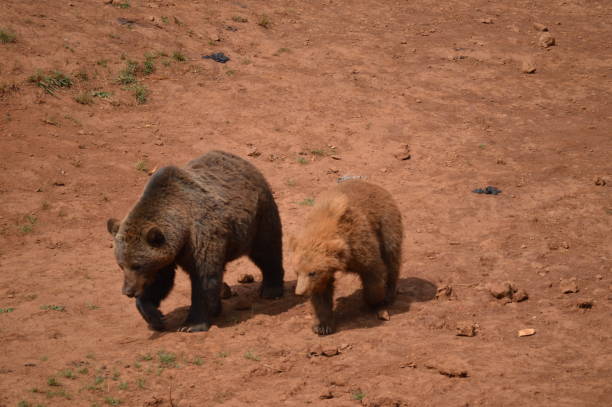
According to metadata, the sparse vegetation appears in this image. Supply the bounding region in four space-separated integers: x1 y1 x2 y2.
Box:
139 353 153 361
352 390 365 401
113 1 130 9
118 381 128 390
130 83 149 104
61 369 76 379
298 198 315 206
217 351 229 358
244 351 260 361
273 47 290 56
143 57 155 75
78 367 89 375
92 91 111 98
0 307 15 313
0 28 16 43
157 350 177 367
104 397 121 406
192 357 204 366
86 303 100 310
232 16 248 23
29 70 73 95
74 92 93 105
75 71 89 81
172 51 186 62
117 60 138 85
19 214 37 234
17 401 30 407
297 156 309 165
161 16 169 24
40 305 66 312
136 378 146 389
258 15 271 29
47 377 61 387
96 59 109 67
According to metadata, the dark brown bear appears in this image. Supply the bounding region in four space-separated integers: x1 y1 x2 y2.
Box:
291 180 403 335
107 151 284 332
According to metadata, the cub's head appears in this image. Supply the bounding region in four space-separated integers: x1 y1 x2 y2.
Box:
107 218 174 298
291 238 348 296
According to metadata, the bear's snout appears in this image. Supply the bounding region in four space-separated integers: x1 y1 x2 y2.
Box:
122 281 141 298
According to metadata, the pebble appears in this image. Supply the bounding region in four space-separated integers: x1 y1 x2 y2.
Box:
518 328 536 337
522 59 536 74
533 22 548 31
538 32 555 47
560 278 579 294
393 143 411 161
456 321 477 337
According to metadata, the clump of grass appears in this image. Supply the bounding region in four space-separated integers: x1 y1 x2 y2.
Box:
61 369 76 379
130 83 149 104
118 381 128 390
86 303 100 310
143 57 155 75
298 198 315 206
273 47 290 56
47 377 61 387
192 357 204 366
161 16 169 24
94 376 105 385
29 70 73 94
297 156 309 165
244 351 260 361
113 1 130 9
92 91 111 98
138 353 153 361
172 51 186 62
112 369 121 381
78 367 89 375
232 16 248 23
40 305 66 312
117 60 138 85
96 59 109 67
136 378 146 389
258 15 271 29
75 71 89 81
0 307 15 313
352 390 365 401
104 396 121 406
18 214 37 234
74 91 93 105
0 28 16 43
217 351 229 358
17 401 30 407
135 160 149 172
157 350 177 367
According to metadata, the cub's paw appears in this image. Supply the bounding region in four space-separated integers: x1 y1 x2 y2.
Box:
312 323 334 336
260 284 284 299
178 322 211 333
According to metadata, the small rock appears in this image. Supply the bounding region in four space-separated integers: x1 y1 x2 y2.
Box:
247 148 261 158
321 348 340 357
487 281 514 299
319 391 334 399
560 278 578 294
577 300 593 309
594 177 607 186
533 22 548 31
538 32 555 47
480 18 493 24
103 0 114 4
595 274 603 280
400 361 417 369
513 289 529 302
376 309 390 321
238 273 255 284
393 143 411 160
154 139 164 146
521 59 536 74
435 285 453 300
456 321 476 337
518 328 536 337
221 282 233 299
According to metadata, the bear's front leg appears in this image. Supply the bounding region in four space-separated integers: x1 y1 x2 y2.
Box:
135 265 176 331
311 280 335 335
135 298 164 331
179 267 223 333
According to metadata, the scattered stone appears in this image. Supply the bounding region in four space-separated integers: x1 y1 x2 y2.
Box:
521 59 536 74
319 391 334 399
330 155 342 160
456 321 477 337
595 274 603 280
337 175 367 183
154 138 164 146
400 361 417 369
308 345 341 358
147 166 158 176
238 273 255 284
376 309 390 321
533 22 548 31
202 52 230 63
221 282 233 299
577 300 593 309
425 363 468 378
117 17 136 26
518 328 536 337
393 143 411 160
560 278 579 294
513 289 529 302
487 281 514 299
247 147 261 157
538 32 555 47
103 0 114 4
496 158 506 164
480 18 493 24
594 177 607 186
436 285 453 300
472 186 502 195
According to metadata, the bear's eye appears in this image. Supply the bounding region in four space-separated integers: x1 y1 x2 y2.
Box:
131 264 143 272
308 272 316 278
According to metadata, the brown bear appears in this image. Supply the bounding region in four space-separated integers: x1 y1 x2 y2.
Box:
290 180 403 335
107 150 284 332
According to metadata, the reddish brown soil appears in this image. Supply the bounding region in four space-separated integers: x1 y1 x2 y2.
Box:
1 0 611 406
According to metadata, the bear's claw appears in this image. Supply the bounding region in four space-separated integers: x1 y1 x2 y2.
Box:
178 322 211 333
313 324 334 336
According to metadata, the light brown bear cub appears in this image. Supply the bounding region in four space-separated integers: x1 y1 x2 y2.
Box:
291 180 403 335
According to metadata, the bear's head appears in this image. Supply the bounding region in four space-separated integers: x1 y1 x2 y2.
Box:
107 217 176 298
291 237 348 296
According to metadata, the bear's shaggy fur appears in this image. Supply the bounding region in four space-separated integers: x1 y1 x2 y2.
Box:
107 150 284 332
291 180 403 335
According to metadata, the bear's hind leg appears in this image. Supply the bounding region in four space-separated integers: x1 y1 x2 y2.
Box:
359 262 388 309
136 264 176 331
249 203 285 299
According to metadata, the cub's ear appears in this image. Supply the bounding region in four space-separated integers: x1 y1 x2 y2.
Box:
325 239 348 260
107 218 120 237
146 226 166 247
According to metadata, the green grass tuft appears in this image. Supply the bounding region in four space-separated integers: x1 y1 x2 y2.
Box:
29 71 72 95
0 28 16 43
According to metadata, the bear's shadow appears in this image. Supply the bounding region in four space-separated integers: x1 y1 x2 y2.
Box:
333 277 437 333
156 277 436 337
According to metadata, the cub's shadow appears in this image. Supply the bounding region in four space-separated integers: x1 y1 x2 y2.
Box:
160 280 307 333
334 277 437 333
158 277 435 336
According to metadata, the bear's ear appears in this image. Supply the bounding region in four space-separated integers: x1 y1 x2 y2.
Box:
107 218 120 237
326 239 348 260
145 226 166 247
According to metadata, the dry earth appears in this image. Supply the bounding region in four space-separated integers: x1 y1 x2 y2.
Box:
1 0 611 406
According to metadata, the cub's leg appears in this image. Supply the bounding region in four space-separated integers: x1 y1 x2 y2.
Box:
136 264 176 331
249 201 285 299
359 261 388 309
311 278 335 335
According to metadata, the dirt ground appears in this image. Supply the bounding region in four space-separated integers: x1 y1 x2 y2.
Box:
1 0 611 406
